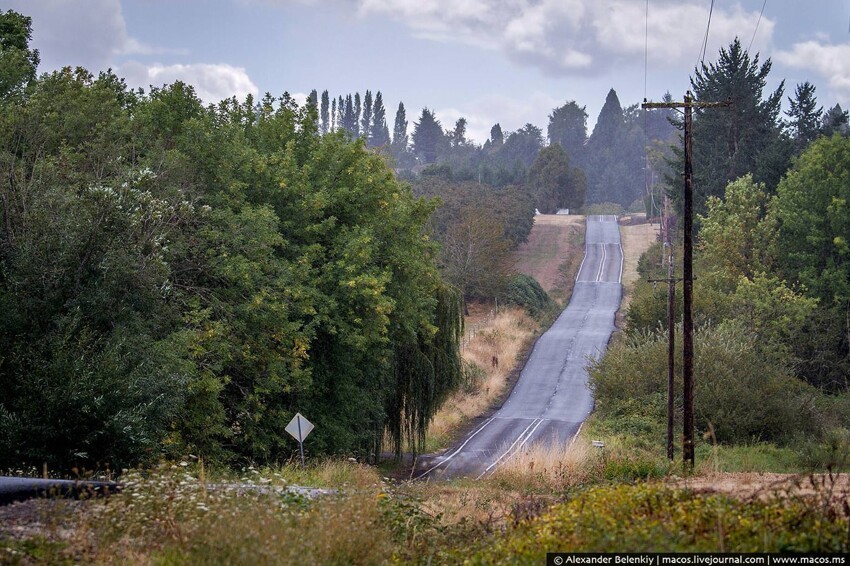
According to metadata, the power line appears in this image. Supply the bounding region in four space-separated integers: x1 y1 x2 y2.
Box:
697 0 715 68
747 0 768 53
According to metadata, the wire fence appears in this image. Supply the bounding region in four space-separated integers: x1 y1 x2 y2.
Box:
460 306 498 350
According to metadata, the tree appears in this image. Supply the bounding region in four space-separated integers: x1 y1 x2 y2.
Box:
822 103 849 137
529 144 586 213
489 123 504 147
392 102 408 151
360 90 372 141
786 82 823 152
499 123 543 169
439 210 514 307
687 38 787 213
451 117 467 147
342 94 353 135
320 90 329 134
0 9 39 99
771 135 850 308
412 108 443 165
331 97 336 130
585 89 626 204
547 101 587 162
353 92 361 138
369 91 390 147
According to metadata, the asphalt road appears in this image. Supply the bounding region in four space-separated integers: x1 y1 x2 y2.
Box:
416 215 623 480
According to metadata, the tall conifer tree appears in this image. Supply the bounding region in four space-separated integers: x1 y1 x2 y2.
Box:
353 92 362 138
361 90 373 141
392 102 409 156
370 91 391 147
320 90 329 134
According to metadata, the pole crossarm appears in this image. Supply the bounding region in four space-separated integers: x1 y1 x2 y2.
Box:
642 98 732 110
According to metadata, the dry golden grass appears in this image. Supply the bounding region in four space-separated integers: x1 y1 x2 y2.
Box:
619 215 659 314
426 307 537 448
488 439 595 492
514 214 585 298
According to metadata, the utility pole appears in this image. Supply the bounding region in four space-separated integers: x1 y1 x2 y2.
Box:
642 92 730 471
648 216 679 462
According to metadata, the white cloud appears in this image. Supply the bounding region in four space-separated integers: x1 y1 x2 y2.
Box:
357 0 775 76
120 62 259 104
5 0 165 72
776 41 850 103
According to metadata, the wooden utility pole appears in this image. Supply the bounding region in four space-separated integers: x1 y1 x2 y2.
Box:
642 92 730 470
648 233 679 462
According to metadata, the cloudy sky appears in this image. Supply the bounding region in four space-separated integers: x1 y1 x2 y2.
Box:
9 0 850 143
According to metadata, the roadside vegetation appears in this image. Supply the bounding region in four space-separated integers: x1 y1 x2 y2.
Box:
3 7 850 561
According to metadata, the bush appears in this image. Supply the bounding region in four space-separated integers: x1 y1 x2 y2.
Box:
501 273 554 316
583 202 626 216
590 321 827 445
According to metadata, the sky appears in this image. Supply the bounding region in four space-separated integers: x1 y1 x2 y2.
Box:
8 0 850 143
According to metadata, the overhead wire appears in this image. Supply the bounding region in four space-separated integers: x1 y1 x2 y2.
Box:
747 0 768 53
696 0 715 69
643 0 657 219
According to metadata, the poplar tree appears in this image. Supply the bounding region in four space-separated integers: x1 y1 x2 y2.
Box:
320 90 329 134
361 90 373 141
392 102 409 156
353 92 361 138
370 91 390 147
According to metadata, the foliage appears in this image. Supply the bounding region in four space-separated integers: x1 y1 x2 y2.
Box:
683 38 790 215
0 57 463 468
412 107 444 164
0 9 39 100
438 210 515 303
786 81 823 152
412 176 535 249
547 100 587 162
470 482 849 559
502 274 554 316
590 322 827 445
769 135 850 390
528 144 585 213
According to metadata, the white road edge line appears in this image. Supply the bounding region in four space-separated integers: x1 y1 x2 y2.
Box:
414 417 496 479
618 241 624 284
476 418 543 479
596 242 606 282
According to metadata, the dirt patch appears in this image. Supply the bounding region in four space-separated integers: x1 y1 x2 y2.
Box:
514 215 585 299
672 472 850 506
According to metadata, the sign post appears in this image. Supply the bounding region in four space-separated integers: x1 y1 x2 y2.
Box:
285 413 314 468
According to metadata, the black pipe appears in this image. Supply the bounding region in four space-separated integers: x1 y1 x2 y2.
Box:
0 476 120 506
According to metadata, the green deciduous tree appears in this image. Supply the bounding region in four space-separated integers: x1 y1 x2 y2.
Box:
0 9 39 99
547 101 587 163
529 144 585 213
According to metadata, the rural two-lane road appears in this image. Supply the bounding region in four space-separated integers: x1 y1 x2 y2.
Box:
416 215 623 479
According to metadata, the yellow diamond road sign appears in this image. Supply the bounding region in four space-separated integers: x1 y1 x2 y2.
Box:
285 413 314 443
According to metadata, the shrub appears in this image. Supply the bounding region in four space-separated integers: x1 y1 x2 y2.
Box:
501 273 554 316
590 321 826 445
